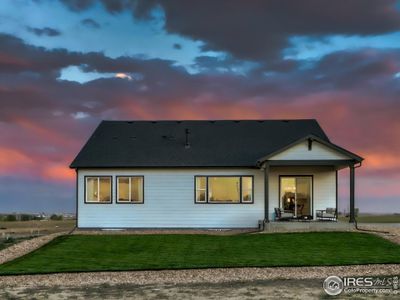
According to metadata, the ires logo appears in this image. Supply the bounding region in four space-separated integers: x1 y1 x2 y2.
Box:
344 277 373 287
324 276 399 295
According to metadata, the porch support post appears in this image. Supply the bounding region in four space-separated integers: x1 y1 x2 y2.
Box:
349 165 355 223
264 163 270 223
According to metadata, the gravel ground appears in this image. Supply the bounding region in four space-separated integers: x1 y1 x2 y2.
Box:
356 224 400 245
73 228 256 235
2 279 398 300
0 264 399 288
0 232 66 265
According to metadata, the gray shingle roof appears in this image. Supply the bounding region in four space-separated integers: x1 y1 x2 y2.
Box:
70 119 332 168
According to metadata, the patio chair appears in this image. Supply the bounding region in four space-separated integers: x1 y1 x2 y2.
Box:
316 208 337 221
274 207 295 221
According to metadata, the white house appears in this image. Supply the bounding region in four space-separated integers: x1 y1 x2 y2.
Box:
70 120 363 229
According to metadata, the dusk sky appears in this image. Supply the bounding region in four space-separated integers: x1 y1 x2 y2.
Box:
1 0 400 213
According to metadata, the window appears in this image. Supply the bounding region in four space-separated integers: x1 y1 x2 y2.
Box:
85 176 112 203
195 176 207 203
195 176 253 204
241 176 253 203
117 176 144 203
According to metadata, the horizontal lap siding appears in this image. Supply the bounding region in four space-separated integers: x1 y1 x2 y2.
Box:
268 166 336 220
78 168 264 228
269 140 350 160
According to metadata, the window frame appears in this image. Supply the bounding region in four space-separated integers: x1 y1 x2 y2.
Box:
84 176 113 204
116 175 145 204
194 175 254 204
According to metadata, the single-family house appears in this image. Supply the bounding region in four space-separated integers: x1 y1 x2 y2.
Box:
70 120 363 229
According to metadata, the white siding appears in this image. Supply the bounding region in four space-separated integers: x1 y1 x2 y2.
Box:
77 168 265 228
77 166 337 228
268 166 336 220
269 140 350 160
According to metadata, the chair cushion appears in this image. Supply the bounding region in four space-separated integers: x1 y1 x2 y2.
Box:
326 208 336 214
281 212 293 218
323 213 335 218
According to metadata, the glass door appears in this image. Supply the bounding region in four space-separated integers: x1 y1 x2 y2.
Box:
280 176 312 217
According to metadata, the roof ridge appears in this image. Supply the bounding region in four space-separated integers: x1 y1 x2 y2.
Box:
101 119 318 123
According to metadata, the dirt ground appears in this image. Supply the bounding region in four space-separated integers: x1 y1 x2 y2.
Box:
1 279 398 300
0 220 75 238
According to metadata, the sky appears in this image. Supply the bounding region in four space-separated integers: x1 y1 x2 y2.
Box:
0 0 400 214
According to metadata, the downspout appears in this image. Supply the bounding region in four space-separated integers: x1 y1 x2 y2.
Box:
68 168 79 235
351 162 389 234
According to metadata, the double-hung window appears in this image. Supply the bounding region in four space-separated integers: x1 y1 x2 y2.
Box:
85 176 112 203
117 176 144 203
194 176 254 204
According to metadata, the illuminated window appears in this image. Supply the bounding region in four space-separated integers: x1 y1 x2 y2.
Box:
85 176 111 203
195 176 207 203
117 176 144 203
195 176 253 204
241 176 253 203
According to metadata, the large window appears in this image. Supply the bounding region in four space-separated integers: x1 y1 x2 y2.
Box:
117 176 144 203
195 176 253 204
85 176 112 203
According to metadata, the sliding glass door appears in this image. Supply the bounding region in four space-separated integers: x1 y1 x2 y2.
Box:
280 176 312 217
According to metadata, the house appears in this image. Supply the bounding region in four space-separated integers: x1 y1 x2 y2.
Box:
70 120 363 229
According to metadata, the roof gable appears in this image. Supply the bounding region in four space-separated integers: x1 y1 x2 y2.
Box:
257 135 363 164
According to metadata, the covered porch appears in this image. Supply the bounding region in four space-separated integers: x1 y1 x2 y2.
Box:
257 135 363 229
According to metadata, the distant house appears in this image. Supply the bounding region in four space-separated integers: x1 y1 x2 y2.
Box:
70 120 363 229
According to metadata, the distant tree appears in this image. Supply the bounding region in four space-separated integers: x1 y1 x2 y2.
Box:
50 214 63 221
5 214 17 221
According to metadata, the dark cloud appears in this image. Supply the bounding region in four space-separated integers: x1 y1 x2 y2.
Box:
1 31 400 213
60 0 400 62
173 43 182 50
59 0 94 12
27 26 61 37
81 18 101 29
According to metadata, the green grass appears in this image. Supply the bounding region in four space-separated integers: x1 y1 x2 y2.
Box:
0 232 399 275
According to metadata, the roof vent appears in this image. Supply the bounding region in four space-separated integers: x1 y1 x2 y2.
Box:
162 135 175 140
233 120 240 123
257 120 264 123
185 128 191 149
282 120 289 123
209 120 216 123
151 121 157 124
127 121 133 124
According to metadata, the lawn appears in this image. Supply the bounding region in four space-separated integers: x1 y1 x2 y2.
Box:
0 232 399 275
